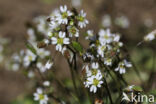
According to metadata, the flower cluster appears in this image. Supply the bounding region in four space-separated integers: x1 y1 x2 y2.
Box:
7 4 141 104
83 28 132 73
82 28 132 93
10 27 53 78
83 62 103 93
46 5 88 52
34 88 49 104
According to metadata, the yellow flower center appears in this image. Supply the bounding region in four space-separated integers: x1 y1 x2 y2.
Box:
79 16 84 22
57 38 64 44
93 78 99 86
104 34 109 39
62 12 68 19
101 46 106 51
39 94 44 100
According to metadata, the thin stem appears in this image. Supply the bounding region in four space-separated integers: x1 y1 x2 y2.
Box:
104 78 114 104
67 60 79 99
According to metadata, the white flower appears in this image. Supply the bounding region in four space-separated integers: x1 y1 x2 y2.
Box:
85 30 94 40
88 63 99 76
104 58 112 66
51 31 70 52
115 60 132 74
45 60 53 69
37 48 50 59
97 44 106 57
102 14 112 28
115 16 130 28
86 73 103 93
98 29 113 44
34 16 48 35
85 62 102 77
56 5 72 24
67 26 79 37
34 88 48 104
144 32 155 41
77 10 89 28
37 62 46 72
49 15 59 30
43 81 50 87
23 50 37 67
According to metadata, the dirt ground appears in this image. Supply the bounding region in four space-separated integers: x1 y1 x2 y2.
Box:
0 0 156 103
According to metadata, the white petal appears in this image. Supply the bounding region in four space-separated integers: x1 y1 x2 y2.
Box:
56 44 62 51
59 31 65 38
63 38 70 44
51 37 57 44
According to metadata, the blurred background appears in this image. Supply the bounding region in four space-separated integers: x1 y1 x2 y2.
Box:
0 0 156 103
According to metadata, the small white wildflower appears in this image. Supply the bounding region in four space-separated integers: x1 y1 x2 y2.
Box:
97 44 106 58
67 26 79 37
43 81 50 87
23 50 37 67
77 10 89 28
86 62 102 77
98 29 113 44
85 30 94 40
86 73 103 93
115 60 132 74
57 5 72 24
34 16 48 35
37 48 50 59
34 88 48 104
51 31 70 52
104 58 112 66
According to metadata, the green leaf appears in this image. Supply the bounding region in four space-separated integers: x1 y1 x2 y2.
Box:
72 41 83 54
26 43 37 54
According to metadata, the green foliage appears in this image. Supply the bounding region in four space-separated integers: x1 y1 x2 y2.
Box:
72 41 83 54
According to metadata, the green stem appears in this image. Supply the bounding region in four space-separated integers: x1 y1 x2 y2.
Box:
104 78 114 104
